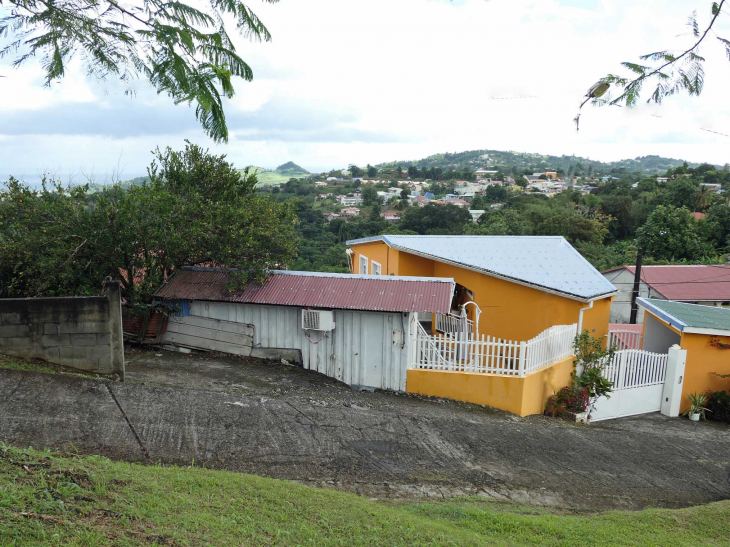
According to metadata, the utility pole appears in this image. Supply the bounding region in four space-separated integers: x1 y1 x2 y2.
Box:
629 248 644 324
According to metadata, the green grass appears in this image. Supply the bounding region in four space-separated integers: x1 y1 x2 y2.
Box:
0 355 57 374
1 445 727 546
0 354 102 379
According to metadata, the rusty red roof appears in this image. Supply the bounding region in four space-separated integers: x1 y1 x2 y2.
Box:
155 268 455 314
602 265 730 301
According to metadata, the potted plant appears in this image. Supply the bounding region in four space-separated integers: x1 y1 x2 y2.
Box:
683 392 711 422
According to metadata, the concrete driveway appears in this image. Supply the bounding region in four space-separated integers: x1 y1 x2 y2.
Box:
1 347 729 511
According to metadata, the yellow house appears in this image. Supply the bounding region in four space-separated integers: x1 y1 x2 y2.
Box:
346 235 615 341
637 298 730 413
346 235 617 415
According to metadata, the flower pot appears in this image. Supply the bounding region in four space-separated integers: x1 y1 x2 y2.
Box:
689 413 701 422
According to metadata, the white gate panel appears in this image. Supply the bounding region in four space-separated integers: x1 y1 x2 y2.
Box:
591 349 668 422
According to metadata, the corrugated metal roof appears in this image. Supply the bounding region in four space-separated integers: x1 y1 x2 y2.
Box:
638 298 730 334
347 235 616 301
602 265 730 301
155 268 454 314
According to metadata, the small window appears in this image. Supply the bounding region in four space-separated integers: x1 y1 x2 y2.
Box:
359 255 368 275
371 260 382 275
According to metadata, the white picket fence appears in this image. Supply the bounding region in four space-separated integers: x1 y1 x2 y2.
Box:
607 329 643 350
411 322 577 377
435 312 475 335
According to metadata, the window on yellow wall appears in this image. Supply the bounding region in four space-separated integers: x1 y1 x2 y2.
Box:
371 260 382 275
359 255 368 275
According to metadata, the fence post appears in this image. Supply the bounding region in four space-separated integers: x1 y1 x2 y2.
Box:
104 279 125 381
661 344 687 417
518 341 527 377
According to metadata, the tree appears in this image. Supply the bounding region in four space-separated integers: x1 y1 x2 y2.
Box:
536 213 608 244
367 164 378 178
400 203 471 235
636 205 712 261
594 2 728 110
1 0 277 143
484 185 509 203
0 143 297 301
408 165 420 178
360 185 379 207
349 164 364 177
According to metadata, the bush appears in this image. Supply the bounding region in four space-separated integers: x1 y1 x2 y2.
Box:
545 386 590 416
706 391 730 424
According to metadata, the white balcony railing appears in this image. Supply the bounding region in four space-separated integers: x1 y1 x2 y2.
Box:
412 322 577 377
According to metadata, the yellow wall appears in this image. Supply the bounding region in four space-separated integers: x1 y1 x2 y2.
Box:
679 331 730 413
349 241 612 342
406 356 574 416
639 310 730 412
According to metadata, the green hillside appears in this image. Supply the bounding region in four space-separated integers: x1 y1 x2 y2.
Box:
245 161 310 186
378 149 711 176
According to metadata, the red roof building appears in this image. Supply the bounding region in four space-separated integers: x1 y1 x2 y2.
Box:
602 265 730 323
156 267 455 314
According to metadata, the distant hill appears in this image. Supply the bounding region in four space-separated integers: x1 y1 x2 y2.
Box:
245 161 310 186
377 149 711 176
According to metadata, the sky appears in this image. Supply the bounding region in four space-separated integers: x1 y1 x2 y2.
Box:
1 0 730 183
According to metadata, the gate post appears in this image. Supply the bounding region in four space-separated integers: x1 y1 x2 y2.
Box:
660 344 687 417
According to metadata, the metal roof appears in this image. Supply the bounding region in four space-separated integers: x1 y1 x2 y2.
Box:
638 298 730 335
155 267 455 314
346 235 616 301
602 265 730 301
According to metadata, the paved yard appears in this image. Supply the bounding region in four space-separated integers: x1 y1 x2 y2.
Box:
1 347 729 511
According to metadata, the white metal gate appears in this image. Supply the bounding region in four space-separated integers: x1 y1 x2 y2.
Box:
591 349 669 421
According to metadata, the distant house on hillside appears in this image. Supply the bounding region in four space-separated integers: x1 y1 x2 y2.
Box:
341 207 361 219
380 212 401 223
315 181 328 187
602 265 730 323
475 168 498 180
469 210 485 223
339 194 362 206
443 197 470 209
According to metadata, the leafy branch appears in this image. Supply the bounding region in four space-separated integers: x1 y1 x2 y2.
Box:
594 1 727 108
0 0 279 142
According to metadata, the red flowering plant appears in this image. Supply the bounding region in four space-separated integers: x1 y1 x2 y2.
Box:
545 386 590 416
545 330 615 419
709 338 730 350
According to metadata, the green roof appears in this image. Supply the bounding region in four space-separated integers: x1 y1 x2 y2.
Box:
637 298 730 335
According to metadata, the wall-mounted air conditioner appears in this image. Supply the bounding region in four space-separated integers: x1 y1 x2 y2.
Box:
302 309 335 331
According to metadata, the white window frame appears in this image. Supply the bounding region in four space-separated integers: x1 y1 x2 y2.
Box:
371 260 382 276
359 255 368 275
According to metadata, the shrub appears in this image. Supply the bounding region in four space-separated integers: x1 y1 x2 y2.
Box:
706 391 730 424
545 386 590 416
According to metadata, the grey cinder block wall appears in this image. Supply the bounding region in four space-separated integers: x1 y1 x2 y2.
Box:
0 280 125 378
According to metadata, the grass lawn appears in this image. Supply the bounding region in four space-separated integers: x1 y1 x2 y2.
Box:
0 445 727 546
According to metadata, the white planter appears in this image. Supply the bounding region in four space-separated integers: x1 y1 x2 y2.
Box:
573 411 589 424
689 413 701 422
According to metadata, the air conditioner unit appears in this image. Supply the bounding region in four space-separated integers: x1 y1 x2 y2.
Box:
302 309 335 331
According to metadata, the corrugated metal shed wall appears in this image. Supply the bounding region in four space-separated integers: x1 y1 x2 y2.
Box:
189 301 410 392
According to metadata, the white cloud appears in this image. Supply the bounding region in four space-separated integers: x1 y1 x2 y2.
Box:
1 0 729 180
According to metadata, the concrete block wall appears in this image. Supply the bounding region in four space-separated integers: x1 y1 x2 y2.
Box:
0 281 125 377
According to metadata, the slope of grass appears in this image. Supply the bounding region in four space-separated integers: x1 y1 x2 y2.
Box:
1 445 728 546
